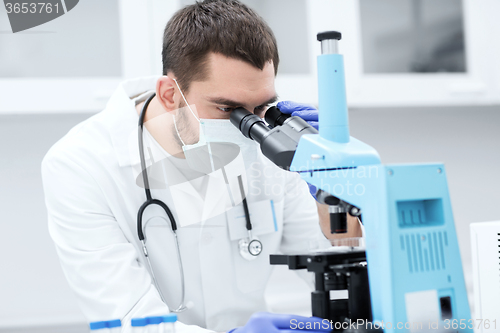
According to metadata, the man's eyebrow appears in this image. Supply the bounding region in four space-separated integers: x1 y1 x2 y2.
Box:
208 95 278 108
258 95 278 107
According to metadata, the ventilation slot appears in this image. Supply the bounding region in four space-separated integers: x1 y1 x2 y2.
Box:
397 199 444 228
402 231 448 273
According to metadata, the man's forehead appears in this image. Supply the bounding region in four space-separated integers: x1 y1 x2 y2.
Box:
194 53 276 107
205 53 275 83
207 95 278 107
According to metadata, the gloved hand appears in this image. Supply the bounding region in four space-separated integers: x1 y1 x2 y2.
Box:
228 312 330 333
307 183 318 199
277 101 318 130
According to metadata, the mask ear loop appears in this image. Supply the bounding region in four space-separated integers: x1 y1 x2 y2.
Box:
171 77 216 173
172 78 200 122
171 77 202 148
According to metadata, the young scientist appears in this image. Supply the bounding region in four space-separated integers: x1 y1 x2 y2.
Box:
42 1 361 332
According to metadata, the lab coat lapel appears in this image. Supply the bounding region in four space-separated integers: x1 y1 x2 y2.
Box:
200 149 252 222
201 170 231 222
163 159 206 228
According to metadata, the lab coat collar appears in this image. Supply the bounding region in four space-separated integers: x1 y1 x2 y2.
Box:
101 76 160 168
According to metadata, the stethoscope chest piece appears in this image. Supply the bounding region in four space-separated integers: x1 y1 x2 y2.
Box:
238 236 263 261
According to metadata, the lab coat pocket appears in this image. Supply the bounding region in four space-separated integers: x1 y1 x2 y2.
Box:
226 200 279 240
229 200 284 294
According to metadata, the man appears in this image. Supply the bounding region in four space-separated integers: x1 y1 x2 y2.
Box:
42 1 361 332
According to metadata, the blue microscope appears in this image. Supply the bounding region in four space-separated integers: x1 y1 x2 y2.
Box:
230 31 471 332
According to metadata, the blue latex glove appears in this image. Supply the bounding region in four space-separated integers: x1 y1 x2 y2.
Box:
277 101 318 130
228 312 331 333
307 183 318 199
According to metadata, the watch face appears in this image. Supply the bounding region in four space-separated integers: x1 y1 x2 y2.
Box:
248 239 263 256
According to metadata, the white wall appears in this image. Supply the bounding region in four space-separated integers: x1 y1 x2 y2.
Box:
0 0 122 78
0 114 90 332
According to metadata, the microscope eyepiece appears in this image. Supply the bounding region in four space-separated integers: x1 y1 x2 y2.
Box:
230 105 317 169
229 107 250 133
264 106 291 128
317 31 342 41
317 30 341 55
229 107 269 144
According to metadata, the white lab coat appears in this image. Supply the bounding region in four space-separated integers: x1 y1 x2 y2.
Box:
41 76 324 333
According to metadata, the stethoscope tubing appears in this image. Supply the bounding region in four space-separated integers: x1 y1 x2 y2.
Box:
137 92 186 313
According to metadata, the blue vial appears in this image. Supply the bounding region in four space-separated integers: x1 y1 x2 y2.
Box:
89 319 121 333
131 317 147 333
146 316 163 333
107 319 121 333
89 321 106 331
161 313 178 333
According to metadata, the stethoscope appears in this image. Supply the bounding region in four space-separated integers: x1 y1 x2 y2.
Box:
137 92 262 312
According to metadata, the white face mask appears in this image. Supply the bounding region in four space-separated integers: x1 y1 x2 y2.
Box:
172 79 259 174
180 119 260 174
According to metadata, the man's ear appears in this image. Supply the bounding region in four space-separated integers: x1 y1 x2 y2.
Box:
156 75 177 112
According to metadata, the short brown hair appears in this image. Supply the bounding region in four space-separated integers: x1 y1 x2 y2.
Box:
162 0 279 92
